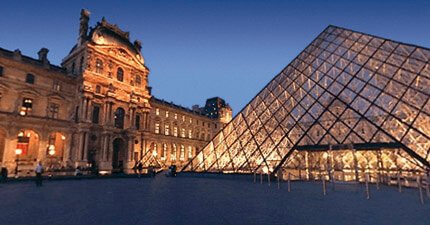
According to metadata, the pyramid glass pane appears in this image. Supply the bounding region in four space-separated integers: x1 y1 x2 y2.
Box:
182 26 430 180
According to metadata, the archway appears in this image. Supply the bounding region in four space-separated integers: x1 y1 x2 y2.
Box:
47 132 66 159
16 130 39 162
112 138 125 172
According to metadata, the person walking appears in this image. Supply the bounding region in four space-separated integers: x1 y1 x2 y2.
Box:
137 161 143 178
35 162 44 187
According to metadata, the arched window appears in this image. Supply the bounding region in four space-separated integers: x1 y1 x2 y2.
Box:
25 74 35 84
117 67 124 82
95 59 103 74
114 107 125 129
135 75 142 86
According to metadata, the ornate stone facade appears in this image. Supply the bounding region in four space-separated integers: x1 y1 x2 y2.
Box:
0 9 231 176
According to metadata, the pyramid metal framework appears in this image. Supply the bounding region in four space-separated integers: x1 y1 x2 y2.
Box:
183 25 430 180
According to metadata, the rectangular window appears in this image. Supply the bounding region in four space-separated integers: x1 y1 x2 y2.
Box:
164 125 170 135
155 123 160 134
171 144 177 161
0 66 3 76
180 145 185 161
161 144 167 160
165 111 169 118
189 118 192 124
182 115 185 122
188 146 193 158
155 108 160 116
188 130 192 139
174 113 177 120
20 98 33 116
181 128 186 138
135 114 141 129
92 105 100 124
173 127 178 137
53 81 61 91
48 103 59 119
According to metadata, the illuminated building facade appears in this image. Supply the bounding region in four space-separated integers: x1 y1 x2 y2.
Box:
0 9 231 176
184 26 430 181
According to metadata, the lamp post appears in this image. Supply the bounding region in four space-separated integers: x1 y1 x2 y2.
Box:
15 148 23 178
48 145 55 177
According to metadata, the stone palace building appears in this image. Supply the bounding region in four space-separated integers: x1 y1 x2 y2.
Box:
0 9 232 176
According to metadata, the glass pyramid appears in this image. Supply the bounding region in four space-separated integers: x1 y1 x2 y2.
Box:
183 25 430 181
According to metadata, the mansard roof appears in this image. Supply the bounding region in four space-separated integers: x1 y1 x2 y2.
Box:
0 47 68 75
88 17 142 59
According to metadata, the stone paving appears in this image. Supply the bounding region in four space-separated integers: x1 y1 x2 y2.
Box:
0 174 429 225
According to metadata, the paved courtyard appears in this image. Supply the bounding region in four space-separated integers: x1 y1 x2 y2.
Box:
0 174 429 225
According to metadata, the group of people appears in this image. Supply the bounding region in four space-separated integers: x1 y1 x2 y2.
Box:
133 161 144 177
0 161 177 185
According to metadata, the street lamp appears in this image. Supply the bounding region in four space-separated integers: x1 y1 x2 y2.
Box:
48 145 55 177
15 148 23 178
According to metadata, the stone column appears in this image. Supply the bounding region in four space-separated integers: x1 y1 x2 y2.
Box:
102 103 108 125
62 133 71 164
81 98 87 122
83 132 89 162
86 98 93 122
142 113 147 130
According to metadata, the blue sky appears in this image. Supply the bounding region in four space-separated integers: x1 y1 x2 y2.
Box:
1 0 429 114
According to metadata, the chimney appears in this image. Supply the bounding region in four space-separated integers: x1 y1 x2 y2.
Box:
79 9 90 45
37 48 49 64
134 40 142 52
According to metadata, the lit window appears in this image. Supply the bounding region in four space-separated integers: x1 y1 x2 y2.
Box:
95 59 103 74
166 111 169 118
155 123 160 134
25 74 35 84
182 115 185 122
165 125 170 136
48 103 59 119
53 81 61 91
20 98 33 116
188 130 192 139
189 118 192 123
173 127 178 137
161 144 167 160
117 67 124 82
180 145 185 161
153 144 157 157
181 128 186 138
155 108 159 116
171 144 177 160
174 113 177 120
188 146 193 158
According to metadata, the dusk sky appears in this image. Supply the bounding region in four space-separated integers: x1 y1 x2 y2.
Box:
1 0 429 115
